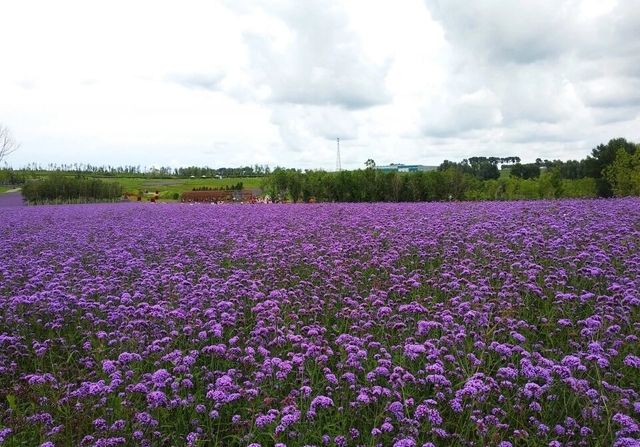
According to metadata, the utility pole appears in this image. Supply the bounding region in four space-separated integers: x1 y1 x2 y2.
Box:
336 138 342 172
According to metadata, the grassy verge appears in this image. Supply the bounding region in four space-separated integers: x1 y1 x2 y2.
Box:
98 177 264 201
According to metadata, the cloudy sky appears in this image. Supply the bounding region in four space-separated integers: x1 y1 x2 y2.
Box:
1 0 639 170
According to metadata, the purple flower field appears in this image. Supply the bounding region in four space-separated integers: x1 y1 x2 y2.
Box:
1 199 639 447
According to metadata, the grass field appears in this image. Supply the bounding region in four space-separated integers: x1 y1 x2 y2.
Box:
97 176 265 200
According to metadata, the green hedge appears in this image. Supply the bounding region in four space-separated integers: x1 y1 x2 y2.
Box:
264 169 604 203
22 174 124 204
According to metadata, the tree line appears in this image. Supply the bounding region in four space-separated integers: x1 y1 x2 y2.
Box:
21 174 124 204
2 163 272 180
0 168 31 186
7 137 640 202
261 167 580 202
262 138 639 202
192 182 244 191
497 138 638 197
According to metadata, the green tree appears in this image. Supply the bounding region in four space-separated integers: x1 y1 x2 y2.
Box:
561 178 597 198
287 170 303 203
273 168 290 200
603 148 640 196
441 167 470 200
583 138 637 196
467 156 500 180
510 163 541 179
22 173 123 204
538 167 563 199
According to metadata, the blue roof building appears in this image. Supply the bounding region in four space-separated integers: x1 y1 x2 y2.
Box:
375 163 437 173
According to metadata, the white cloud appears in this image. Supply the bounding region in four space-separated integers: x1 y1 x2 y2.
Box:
422 89 503 137
415 0 640 161
423 0 577 64
167 73 226 91
229 0 391 109
0 0 638 169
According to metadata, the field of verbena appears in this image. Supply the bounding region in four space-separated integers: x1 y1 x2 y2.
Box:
0 200 639 447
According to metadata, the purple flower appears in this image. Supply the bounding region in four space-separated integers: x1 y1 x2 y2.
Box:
186 432 199 446
393 438 416 447
613 413 640 434
403 344 426 360
146 391 167 408
255 413 276 428
102 360 117 374
624 355 640 369
0 428 12 443
523 382 543 400
151 369 172 388
2 198 640 444
415 404 442 425
614 438 640 447
310 395 334 409
561 355 582 369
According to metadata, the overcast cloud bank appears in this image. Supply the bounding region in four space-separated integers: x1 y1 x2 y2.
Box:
0 0 638 169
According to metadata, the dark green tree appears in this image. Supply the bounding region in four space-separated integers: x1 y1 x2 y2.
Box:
510 163 541 179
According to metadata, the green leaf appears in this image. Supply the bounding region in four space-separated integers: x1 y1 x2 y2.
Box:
6 394 17 412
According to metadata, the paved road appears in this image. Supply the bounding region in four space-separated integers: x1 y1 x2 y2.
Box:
0 192 25 208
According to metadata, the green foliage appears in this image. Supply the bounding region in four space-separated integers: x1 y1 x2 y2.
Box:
586 138 637 176
100 176 261 201
0 168 32 185
192 182 244 191
260 167 606 203
10 163 271 179
582 138 637 196
21 174 124 204
8 137 639 202
538 168 563 199
603 148 640 196
505 178 540 199
561 178 598 198
467 157 500 180
439 156 513 181
527 138 638 197
510 163 541 179
556 159 583 180
173 165 269 178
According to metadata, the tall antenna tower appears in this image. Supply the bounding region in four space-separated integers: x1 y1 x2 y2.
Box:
336 137 342 172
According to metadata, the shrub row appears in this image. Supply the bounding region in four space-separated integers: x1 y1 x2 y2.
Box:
22 174 123 204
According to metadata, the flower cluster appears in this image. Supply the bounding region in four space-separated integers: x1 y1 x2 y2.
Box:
0 199 639 446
